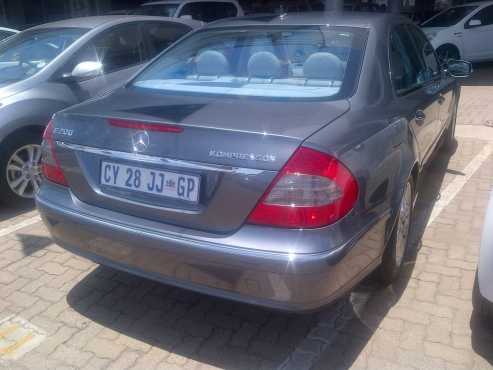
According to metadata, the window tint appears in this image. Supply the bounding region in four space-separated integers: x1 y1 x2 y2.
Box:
471 5 493 26
179 2 238 22
67 23 145 75
142 22 191 59
390 25 428 94
406 25 440 77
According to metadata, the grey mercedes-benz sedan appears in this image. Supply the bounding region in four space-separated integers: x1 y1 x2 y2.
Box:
36 12 470 311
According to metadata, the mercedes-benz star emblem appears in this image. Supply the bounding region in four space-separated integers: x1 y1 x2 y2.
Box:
132 131 150 153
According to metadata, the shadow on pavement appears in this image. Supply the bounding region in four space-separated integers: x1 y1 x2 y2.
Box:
66 266 317 370
470 313 493 366
0 202 35 223
16 233 53 256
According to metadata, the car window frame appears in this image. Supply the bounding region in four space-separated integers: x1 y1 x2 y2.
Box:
465 4 493 28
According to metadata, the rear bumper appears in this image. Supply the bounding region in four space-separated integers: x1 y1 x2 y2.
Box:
36 185 386 312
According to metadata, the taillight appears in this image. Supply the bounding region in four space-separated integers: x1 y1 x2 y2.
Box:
41 121 68 186
247 147 358 229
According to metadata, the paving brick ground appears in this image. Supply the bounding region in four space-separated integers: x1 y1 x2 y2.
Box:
0 65 493 370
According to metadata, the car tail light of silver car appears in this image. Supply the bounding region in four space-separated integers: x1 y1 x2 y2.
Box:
41 121 68 186
248 147 358 229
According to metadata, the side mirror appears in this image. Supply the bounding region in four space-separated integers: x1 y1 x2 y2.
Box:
446 59 473 78
69 61 103 80
466 19 482 28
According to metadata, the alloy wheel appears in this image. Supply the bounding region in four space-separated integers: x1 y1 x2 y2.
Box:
6 144 42 198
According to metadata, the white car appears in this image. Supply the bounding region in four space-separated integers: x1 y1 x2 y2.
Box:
0 27 18 41
474 190 493 321
422 1 493 62
134 0 244 22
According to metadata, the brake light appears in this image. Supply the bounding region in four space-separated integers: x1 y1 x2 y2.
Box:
247 147 358 229
108 118 183 133
41 121 68 186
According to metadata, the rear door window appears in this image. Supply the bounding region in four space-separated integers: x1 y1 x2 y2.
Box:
389 25 427 94
406 24 440 80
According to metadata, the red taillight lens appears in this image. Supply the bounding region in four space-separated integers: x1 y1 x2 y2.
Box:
41 121 68 186
247 147 358 229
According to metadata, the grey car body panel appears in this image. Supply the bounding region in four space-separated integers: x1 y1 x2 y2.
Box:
0 15 201 143
478 191 493 303
37 12 460 311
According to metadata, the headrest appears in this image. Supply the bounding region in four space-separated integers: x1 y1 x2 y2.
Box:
196 50 229 76
247 51 281 79
303 52 345 81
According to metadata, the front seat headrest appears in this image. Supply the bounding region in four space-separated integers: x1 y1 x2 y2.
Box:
196 50 229 76
303 52 345 81
247 51 281 79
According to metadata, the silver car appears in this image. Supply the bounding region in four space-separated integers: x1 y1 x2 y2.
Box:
0 15 200 204
36 12 469 311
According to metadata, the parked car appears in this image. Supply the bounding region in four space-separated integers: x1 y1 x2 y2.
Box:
36 12 471 312
0 15 200 204
421 1 493 62
474 190 493 321
0 27 18 41
133 0 244 22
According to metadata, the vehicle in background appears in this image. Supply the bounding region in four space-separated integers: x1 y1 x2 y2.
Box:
421 1 493 62
133 0 243 22
0 15 200 204
474 191 493 322
0 27 18 41
36 13 471 311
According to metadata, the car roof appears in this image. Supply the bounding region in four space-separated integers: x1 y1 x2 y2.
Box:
28 15 201 31
205 11 409 30
0 27 18 33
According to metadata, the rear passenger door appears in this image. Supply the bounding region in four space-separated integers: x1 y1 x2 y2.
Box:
389 24 441 165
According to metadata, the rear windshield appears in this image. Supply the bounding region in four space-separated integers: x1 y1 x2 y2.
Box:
132 26 367 100
132 4 179 17
421 6 478 27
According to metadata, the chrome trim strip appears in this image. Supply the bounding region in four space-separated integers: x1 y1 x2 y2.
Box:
56 141 265 175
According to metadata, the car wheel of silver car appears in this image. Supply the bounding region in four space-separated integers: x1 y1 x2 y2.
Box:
0 132 42 205
378 179 413 285
473 270 493 323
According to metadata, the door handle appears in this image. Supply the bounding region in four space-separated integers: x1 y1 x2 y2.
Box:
415 110 426 122
438 95 446 105
454 32 463 37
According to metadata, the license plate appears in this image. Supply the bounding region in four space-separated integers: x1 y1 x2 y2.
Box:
100 161 200 203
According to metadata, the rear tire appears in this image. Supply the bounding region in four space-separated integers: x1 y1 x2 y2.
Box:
378 180 413 285
0 131 42 206
437 44 461 63
473 270 493 322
